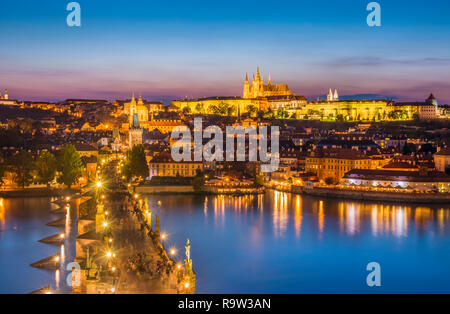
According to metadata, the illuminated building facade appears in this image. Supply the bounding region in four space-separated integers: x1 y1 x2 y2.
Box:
305 148 389 182
171 70 444 121
149 152 203 178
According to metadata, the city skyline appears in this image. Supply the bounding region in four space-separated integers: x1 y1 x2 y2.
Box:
2 1 450 103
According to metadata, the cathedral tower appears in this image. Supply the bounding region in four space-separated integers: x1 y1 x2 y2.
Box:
243 73 250 99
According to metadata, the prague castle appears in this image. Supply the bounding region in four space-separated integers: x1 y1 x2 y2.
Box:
242 67 295 99
172 67 444 121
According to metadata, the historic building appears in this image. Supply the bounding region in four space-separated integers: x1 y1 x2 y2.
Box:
148 152 203 178
129 112 143 148
434 147 450 173
342 168 450 193
123 93 185 134
172 68 306 115
171 69 444 121
242 67 295 99
305 148 389 182
0 89 8 100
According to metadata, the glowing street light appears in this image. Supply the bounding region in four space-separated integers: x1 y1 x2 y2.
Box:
177 264 182 270
106 251 112 258
161 234 166 240
184 282 190 289
170 249 176 256
59 233 65 239
96 181 102 188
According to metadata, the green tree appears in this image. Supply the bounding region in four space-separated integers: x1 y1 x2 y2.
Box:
192 171 205 193
10 151 35 188
122 145 149 180
35 151 57 187
277 108 289 119
57 144 84 188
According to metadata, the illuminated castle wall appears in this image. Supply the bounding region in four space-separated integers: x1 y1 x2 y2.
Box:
171 69 441 121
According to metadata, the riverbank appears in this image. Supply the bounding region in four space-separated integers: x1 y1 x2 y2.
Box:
283 185 450 204
135 185 265 195
0 187 79 198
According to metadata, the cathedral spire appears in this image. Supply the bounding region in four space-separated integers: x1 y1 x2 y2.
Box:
327 89 333 101
256 66 260 79
268 72 271 85
245 73 248 82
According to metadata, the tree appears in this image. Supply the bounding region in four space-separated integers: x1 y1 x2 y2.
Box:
246 104 257 117
35 151 57 187
192 171 205 193
122 145 149 180
277 108 289 119
195 103 204 114
182 106 191 115
445 165 450 176
227 104 236 116
57 144 84 188
10 151 35 188
0 157 7 187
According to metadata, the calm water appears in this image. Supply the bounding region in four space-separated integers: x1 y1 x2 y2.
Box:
1 192 450 293
149 191 450 293
0 197 77 294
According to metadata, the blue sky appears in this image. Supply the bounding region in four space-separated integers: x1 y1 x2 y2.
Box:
1 0 450 103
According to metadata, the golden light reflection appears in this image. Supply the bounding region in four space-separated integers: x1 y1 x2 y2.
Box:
294 195 302 239
0 198 5 230
203 196 208 218
273 191 288 238
55 269 60 289
318 200 324 236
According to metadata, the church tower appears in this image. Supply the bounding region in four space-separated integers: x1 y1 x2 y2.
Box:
4 89 8 100
129 112 143 149
327 89 333 101
129 92 137 127
333 89 339 101
243 73 250 99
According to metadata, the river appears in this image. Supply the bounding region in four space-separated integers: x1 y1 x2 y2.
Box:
1 191 450 293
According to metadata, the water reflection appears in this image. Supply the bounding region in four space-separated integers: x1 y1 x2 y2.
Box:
205 191 450 239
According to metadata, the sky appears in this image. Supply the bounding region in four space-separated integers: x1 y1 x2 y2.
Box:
1 0 450 104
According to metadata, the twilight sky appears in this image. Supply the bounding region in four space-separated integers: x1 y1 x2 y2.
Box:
1 0 450 104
